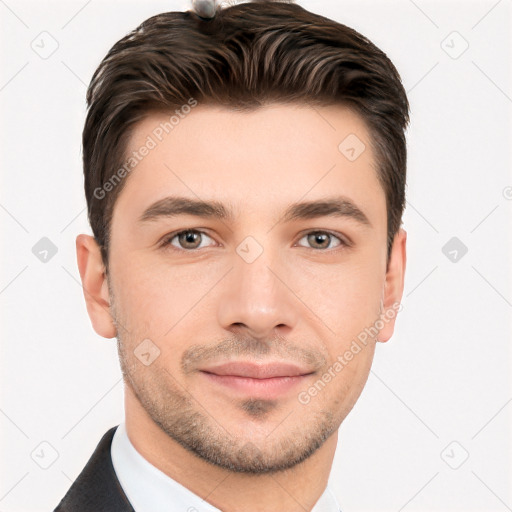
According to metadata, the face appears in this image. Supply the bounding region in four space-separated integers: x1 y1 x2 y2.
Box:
79 103 406 474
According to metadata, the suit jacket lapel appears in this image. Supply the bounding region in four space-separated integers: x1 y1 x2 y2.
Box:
54 425 135 512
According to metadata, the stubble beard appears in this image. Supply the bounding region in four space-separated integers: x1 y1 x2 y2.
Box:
109 284 340 474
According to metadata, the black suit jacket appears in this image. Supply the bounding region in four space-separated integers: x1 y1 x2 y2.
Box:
54 425 135 512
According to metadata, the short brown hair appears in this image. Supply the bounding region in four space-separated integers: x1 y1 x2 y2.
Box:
83 0 409 270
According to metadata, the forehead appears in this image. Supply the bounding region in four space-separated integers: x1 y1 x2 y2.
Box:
112 103 385 229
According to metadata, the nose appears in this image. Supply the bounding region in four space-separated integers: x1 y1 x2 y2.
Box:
217 247 300 341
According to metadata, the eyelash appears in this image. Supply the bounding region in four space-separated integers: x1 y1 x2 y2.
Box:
159 229 350 252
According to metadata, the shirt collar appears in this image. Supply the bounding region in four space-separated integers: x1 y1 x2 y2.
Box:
111 422 341 512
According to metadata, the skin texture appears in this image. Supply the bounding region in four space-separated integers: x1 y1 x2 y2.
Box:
76 103 406 512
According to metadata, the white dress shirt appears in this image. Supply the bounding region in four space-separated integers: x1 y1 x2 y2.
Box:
111 422 342 512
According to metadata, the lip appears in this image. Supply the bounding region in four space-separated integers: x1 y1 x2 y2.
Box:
200 361 312 379
198 362 315 399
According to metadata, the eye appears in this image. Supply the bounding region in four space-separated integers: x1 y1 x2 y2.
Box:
296 230 347 250
161 229 216 250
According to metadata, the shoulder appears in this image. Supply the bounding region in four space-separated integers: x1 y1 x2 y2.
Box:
53 426 134 512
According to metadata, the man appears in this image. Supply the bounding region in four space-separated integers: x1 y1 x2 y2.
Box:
55 0 409 510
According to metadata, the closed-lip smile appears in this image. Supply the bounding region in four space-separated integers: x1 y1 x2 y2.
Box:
198 361 315 399
200 361 314 379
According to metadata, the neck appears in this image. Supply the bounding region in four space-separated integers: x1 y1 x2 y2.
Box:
124 385 337 512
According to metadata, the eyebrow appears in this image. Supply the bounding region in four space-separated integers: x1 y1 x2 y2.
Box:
138 195 371 227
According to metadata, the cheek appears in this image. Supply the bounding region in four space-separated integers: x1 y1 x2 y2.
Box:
292 256 384 334
337 348 375 410
300 340 375 417
111 254 225 335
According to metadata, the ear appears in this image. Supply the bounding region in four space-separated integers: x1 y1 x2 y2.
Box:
377 228 407 343
76 234 117 339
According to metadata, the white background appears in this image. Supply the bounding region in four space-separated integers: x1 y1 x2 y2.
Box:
0 0 511 511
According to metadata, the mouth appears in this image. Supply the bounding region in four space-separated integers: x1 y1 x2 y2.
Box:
198 361 315 399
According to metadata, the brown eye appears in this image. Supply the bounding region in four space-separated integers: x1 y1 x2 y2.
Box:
178 230 202 249
163 230 215 250
297 231 345 250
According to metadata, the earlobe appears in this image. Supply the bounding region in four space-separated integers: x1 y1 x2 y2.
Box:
76 234 117 339
377 228 407 343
